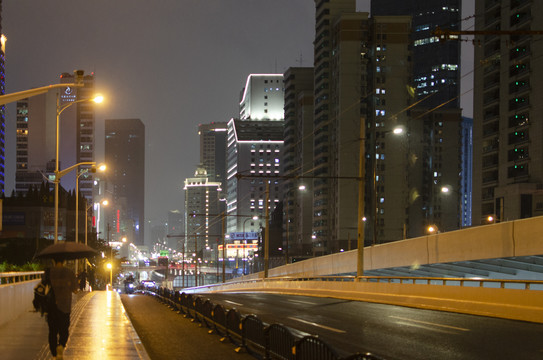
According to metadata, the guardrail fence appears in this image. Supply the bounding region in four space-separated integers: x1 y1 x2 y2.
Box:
152 287 382 360
0 271 43 285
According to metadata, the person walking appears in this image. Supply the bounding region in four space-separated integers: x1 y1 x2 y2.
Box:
78 270 87 291
47 259 78 359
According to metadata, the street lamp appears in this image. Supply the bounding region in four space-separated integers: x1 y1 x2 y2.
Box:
284 184 306 265
106 262 113 290
75 164 106 272
372 126 405 246
54 93 104 243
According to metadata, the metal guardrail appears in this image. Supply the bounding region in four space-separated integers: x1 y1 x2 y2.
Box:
0 271 43 285
149 287 383 360
186 275 543 292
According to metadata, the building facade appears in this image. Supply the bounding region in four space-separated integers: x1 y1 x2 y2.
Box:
239 74 284 121
15 71 98 201
312 1 368 254
184 166 222 262
104 118 145 245
473 0 543 223
282 67 314 258
226 74 285 236
199 121 227 205
371 0 462 109
59 72 97 200
226 119 283 235
370 0 465 238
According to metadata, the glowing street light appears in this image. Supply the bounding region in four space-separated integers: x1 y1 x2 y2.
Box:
106 262 113 290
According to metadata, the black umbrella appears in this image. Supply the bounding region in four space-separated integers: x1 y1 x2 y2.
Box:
36 242 99 261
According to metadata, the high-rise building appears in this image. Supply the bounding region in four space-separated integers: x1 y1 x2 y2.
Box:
104 118 145 245
239 74 284 121
15 71 98 201
461 116 473 228
226 74 285 236
15 91 56 195
167 210 184 249
184 166 222 261
304 0 463 254
226 118 283 234
473 0 543 223
282 67 314 258
370 0 465 238
371 0 462 109
59 72 97 200
312 1 374 254
199 122 227 187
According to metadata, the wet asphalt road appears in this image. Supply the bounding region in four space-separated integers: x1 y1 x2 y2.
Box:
200 292 543 360
121 293 254 360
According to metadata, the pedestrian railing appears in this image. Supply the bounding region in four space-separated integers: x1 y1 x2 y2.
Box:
0 271 43 285
143 288 384 360
187 275 543 292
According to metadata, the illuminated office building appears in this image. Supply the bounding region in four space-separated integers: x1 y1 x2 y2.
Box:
184 166 222 261
225 74 284 236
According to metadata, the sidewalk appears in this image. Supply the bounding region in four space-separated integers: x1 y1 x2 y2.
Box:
0 291 150 360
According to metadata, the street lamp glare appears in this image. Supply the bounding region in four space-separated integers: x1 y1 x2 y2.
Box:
393 126 404 135
93 95 104 103
441 186 450 194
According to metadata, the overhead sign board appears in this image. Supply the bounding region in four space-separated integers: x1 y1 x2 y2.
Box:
229 232 259 240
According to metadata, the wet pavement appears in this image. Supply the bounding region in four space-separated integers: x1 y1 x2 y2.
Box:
0 290 254 359
121 293 255 360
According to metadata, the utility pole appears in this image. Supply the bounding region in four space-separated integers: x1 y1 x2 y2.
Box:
357 119 365 277
264 182 270 278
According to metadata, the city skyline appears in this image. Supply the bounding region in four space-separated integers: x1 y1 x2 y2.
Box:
2 1 474 238
2 1 317 233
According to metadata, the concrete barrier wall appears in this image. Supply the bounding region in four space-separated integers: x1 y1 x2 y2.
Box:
0 280 39 327
189 280 543 324
513 217 543 256
245 216 543 278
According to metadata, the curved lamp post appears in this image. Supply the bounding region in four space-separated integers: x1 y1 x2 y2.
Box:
54 94 103 243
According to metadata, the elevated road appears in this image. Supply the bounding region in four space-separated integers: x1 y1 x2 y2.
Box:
199 292 543 360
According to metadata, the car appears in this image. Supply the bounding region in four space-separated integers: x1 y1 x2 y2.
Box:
139 280 156 290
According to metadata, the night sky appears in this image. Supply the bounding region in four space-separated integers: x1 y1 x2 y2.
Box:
2 1 472 236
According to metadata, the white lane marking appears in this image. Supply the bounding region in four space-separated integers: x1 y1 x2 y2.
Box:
224 300 243 307
288 317 346 333
390 316 470 332
394 321 459 335
287 299 317 306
